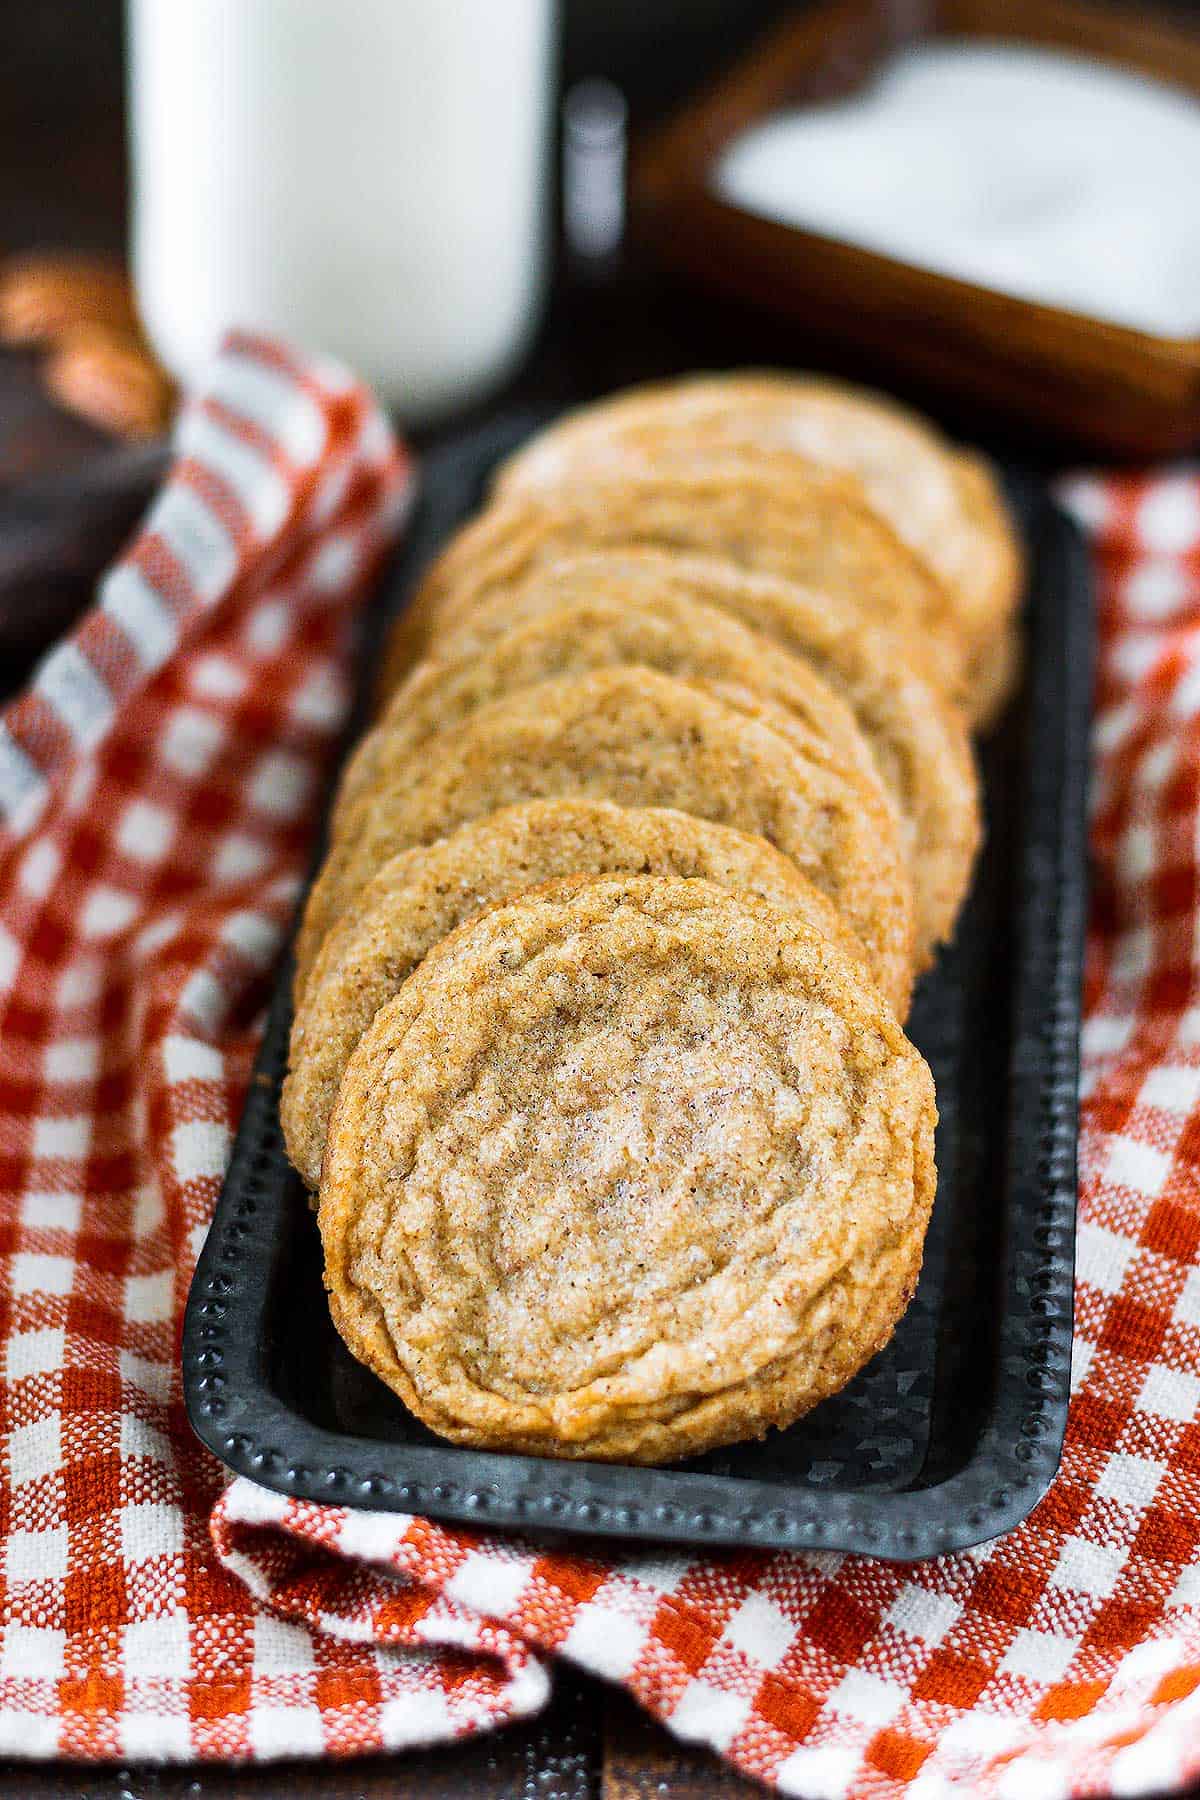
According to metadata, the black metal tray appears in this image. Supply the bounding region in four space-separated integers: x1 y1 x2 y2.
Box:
183 414 1091 1560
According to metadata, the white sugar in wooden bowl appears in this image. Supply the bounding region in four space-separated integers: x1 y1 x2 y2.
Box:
714 40 1200 341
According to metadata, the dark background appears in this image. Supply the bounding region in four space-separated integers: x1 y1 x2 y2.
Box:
5 0 1200 254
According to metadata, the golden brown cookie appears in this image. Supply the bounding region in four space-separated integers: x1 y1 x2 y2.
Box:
377 453 968 704
393 550 979 970
952 451 1025 727
284 798 872 1189
293 665 916 1016
318 873 938 1463
969 618 1024 734
494 372 1023 722
334 566 889 839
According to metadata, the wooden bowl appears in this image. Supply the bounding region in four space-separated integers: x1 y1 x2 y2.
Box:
634 0 1200 456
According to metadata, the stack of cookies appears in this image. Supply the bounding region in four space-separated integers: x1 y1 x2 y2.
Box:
283 372 1022 1466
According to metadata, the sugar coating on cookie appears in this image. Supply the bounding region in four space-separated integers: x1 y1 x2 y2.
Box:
284 798 872 1189
379 452 968 703
390 549 980 968
293 665 915 1016
493 371 1021 721
318 874 938 1464
334 567 888 837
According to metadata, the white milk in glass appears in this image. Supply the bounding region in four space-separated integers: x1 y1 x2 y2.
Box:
126 0 555 421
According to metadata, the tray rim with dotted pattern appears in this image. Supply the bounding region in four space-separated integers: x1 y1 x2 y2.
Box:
182 412 1088 1560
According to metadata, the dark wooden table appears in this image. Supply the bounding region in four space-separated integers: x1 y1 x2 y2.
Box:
1 21 1194 1800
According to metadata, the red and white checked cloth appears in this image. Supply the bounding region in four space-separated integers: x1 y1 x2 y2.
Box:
0 338 1197 1794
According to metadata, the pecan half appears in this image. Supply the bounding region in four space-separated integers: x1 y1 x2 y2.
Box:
44 325 175 440
0 253 140 348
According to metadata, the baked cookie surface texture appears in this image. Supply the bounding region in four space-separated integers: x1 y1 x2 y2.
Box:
319 875 938 1464
283 798 867 1189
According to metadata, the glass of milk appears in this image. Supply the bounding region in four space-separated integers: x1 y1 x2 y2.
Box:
126 0 556 423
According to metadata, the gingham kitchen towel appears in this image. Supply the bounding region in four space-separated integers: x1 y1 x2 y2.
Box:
0 340 1197 1794
215 472 1200 1799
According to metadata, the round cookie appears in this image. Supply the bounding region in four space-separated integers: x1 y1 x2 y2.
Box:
334 571 890 839
404 550 980 970
377 453 969 704
293 665 916 1016
318 873 938 1464
284 798 874 1189
493 372 1022 723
